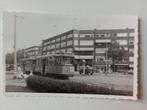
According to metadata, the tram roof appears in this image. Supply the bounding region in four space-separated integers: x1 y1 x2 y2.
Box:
19 57 36 61
36 53 74 58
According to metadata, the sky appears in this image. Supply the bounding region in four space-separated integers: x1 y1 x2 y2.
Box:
3 12 138 54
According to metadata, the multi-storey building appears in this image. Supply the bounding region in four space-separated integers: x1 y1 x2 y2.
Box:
24 46 42 58
41 28 135 73
17 49 25 63
17 45 42 72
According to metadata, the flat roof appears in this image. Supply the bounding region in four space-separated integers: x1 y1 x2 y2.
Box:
43 28 135 43
36 53 74 59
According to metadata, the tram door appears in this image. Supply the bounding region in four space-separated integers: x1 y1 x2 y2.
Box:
42 59 46 74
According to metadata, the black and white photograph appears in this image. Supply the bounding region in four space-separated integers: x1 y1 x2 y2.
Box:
3 11 139 100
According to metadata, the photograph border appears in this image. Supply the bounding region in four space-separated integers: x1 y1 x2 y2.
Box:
2 11 139 100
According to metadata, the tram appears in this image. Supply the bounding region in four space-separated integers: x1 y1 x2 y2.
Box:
35 53 75 76
20 57 36 74
20 53 75 78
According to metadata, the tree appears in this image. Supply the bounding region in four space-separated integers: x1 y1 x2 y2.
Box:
5 53 14 64
107 41 125 72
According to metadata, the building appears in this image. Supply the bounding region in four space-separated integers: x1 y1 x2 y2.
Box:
41 28 135 73
17 45 42 72
17 49 25 63
24 46 42 58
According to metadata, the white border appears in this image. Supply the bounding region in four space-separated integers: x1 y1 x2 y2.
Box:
2 11 139 100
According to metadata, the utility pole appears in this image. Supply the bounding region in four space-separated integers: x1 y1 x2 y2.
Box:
127 28 130 72
13 15 24 77
14 15 17 76
105 34 108 73
93 29 96 72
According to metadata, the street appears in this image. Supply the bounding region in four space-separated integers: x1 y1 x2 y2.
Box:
6 71 33 92
5 71 133 93
70 72 133 92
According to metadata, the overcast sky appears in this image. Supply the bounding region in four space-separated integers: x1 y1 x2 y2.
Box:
3 12 138 54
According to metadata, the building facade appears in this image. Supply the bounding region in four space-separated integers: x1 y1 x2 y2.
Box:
41 28 135 73
24 46 42 58
17 45 42 72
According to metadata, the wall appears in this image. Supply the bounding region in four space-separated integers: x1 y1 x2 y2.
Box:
0 0 147 110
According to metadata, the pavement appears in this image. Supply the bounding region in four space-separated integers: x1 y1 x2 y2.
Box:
5 71 33 92
6 71 26 86
69 72 133 91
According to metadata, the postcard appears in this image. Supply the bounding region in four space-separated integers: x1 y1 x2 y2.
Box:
3 11 139 100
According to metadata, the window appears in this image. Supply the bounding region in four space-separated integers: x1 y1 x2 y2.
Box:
50 44 55 49
110 33 117 37
47 45 50 50
97 58 99 62
107 34 111 37
129 41 134 45
74 40 78 45
80 34 92 38
56 43 60 48
56 38 60 42
67 40 73 46
43 47 47 51
47 52 50 54
96 34 99 38
100 58 104 61
67 48 72 52
101 34 105 37
61 49 66 53
85 35 91 38
80 40 93 45
51 39 55 43
67 34 72 38
43 42 47 46
61 42 66 47
56 50 60 53
129 51 134 56
61 36 66 40
74 33 79 37
47 41 50 45
59 49 65 53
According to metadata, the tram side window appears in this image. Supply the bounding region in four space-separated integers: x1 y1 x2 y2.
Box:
36 59 38 66
49 57 53 66
45 58 48 66
64 57 72 65
47 57 50 66
50 57 54 66
55 57 60 65
37 59 41 66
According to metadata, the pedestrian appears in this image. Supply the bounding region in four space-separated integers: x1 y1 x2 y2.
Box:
17 65 24 79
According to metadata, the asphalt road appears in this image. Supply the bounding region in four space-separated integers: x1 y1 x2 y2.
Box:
5 71 133 92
